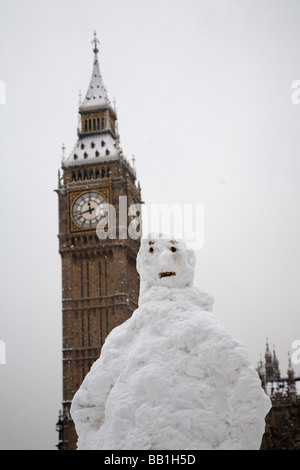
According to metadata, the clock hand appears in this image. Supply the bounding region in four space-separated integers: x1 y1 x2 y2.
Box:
74 207 96 216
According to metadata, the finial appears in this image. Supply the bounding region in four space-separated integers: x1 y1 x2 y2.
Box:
92 30 100 54
132 155 136 169
61 143 66 161
78 90 82 106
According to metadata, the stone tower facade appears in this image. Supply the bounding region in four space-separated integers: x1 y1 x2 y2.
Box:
257 341 300 449
56 33 142 450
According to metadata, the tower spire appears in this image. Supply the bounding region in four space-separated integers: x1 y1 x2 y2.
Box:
287 352 297 398
265 338 274 381
80 32 110 110
272 345 280 380
64 34 135 175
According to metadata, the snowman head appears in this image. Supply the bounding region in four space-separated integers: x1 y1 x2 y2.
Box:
137 234 196 288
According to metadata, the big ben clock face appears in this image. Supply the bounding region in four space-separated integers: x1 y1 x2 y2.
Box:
71 191 107 229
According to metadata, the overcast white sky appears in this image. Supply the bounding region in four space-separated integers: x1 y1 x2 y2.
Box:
0 0 299 450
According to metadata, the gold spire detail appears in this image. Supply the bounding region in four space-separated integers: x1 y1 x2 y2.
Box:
61 143 66 161
92 30 99 54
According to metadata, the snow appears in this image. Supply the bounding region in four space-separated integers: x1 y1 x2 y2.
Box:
64 133 119 166
71 234 271 450
81 51 111 110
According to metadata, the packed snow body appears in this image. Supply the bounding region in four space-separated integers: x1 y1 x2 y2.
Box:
71 235 271 450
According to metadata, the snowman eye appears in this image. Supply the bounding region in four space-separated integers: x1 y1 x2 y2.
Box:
149 247 154 253
171 247 177 253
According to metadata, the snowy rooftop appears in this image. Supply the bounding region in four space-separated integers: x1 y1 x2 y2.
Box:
62 133 136 175
63 134 119 166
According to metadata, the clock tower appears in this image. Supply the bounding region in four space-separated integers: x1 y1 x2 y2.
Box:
56 33 142 450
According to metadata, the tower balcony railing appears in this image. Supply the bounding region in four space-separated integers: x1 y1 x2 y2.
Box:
77 127 116 138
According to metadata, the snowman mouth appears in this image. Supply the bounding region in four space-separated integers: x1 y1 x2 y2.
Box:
159 271 176 278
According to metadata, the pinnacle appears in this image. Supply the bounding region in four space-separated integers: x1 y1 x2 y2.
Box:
81 32 110 110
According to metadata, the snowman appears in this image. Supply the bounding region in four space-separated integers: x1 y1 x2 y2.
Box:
71 234 271 450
